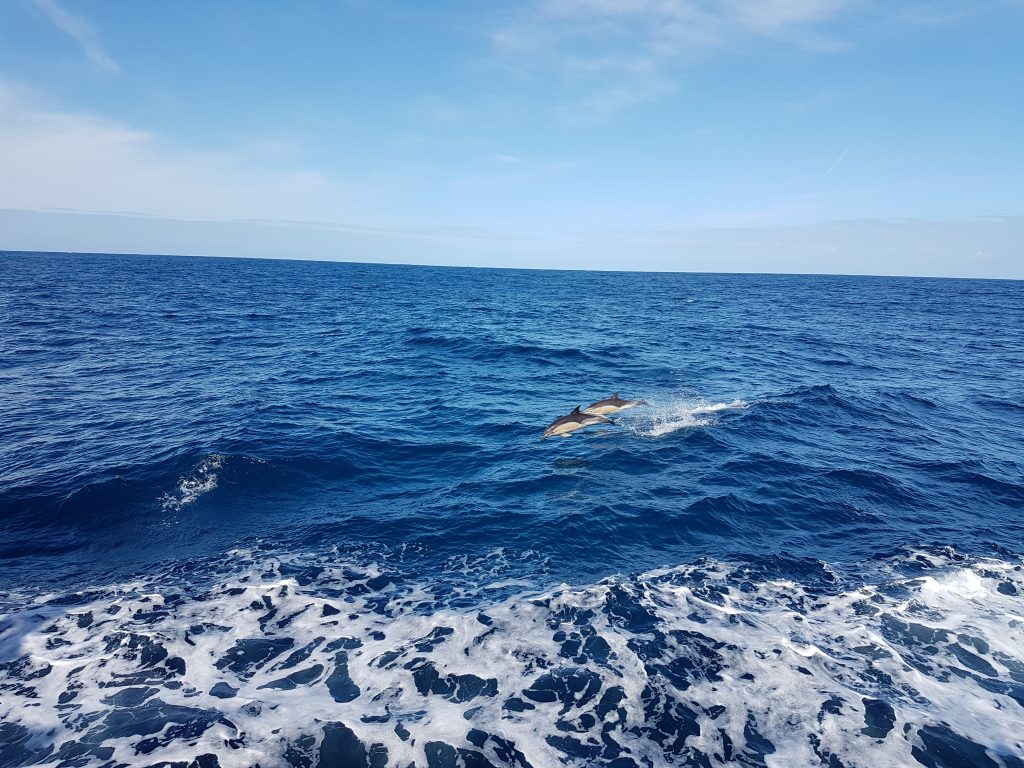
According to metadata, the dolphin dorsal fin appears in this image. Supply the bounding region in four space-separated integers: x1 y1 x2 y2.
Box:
572 405 581 413
612 392 619 399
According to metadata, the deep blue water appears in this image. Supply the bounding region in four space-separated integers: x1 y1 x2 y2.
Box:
1 251 1022 768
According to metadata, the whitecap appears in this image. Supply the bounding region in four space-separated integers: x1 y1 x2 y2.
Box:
160 453 225 511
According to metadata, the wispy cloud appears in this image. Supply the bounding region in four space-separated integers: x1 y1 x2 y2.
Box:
30 0 119 73
0 80 372 224
493 0 855 118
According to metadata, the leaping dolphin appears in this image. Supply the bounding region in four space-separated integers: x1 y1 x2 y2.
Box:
542 405 613 439
582 392 648 416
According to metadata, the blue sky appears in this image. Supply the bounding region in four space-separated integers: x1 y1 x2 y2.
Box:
0 0 1021 276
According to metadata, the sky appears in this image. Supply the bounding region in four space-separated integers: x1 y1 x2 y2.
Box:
0 0 1022 277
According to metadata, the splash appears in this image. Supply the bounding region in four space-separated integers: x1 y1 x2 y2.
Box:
620 396 749 438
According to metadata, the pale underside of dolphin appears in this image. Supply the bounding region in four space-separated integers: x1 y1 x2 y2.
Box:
582 392 648 416
542 405 613 439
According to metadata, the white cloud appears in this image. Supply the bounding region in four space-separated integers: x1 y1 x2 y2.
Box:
493 0 855 117
30 0 119 73
0 80 371 224
530 0 852 44
725 0 849 34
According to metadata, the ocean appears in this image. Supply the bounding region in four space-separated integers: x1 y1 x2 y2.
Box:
1 250 1022 768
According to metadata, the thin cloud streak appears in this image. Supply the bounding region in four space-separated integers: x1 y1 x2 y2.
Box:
827 144 852 173
30 0 120 73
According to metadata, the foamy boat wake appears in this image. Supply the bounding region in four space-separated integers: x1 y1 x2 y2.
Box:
1 549 1021 767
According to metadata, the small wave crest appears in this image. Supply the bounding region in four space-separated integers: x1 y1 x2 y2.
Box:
160 453 225 512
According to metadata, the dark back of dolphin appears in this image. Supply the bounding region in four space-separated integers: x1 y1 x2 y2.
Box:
542 405 614 439
584 393 648 412
548 405 585 429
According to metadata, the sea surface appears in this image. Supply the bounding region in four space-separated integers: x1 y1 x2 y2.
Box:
1 250 1022 768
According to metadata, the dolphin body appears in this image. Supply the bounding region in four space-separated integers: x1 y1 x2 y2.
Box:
542 406 613 439
582 392 648 416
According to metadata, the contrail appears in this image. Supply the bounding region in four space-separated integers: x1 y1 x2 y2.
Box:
827 144 852 174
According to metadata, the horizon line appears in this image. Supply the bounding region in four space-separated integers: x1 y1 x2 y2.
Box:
2 248 1020 283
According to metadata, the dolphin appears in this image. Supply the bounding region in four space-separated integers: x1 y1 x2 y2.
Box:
542 405 614 439
582 392 648 416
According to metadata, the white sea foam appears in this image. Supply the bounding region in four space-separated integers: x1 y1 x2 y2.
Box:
1 551 1022 767
621 395 749 438
160 453 225 511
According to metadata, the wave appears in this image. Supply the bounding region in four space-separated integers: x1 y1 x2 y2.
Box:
160 453 226 511
2 549 1021 767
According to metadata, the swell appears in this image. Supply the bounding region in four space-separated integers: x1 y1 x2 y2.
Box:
4 379 1023 592
0 435 493 564
3 256 1024 620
